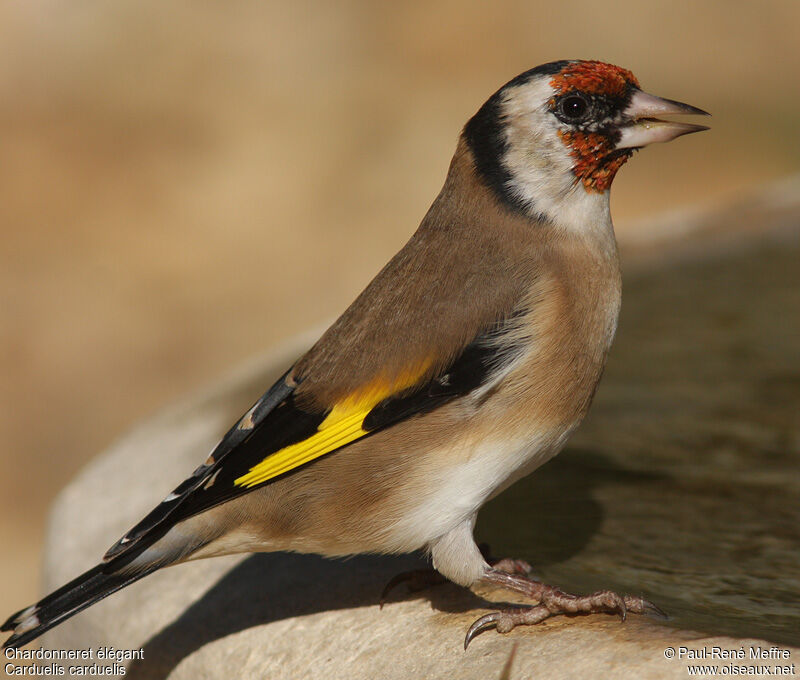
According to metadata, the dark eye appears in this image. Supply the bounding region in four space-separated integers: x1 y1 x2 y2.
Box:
557 94 590 121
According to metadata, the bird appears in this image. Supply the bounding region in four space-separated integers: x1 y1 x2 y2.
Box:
3 59 708 651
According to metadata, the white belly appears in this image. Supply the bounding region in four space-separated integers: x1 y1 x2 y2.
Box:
381 425 571 553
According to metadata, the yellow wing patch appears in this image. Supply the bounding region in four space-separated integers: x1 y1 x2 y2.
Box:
234 359 432 489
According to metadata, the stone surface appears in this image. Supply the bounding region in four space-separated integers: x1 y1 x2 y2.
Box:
36 178 800 678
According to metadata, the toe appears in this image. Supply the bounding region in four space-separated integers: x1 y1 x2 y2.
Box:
625 595 668 619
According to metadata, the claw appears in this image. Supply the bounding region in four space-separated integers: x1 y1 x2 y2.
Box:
379 572 411 608
464 612 502 650
379 568 445 608
641 598 669 620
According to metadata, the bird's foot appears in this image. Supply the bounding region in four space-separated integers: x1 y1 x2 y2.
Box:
464 569 665 649
380 546 535 606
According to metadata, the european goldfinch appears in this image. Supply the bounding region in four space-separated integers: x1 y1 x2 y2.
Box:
3 59 708 650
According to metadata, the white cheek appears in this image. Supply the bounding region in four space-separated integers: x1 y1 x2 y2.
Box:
500 84 613 235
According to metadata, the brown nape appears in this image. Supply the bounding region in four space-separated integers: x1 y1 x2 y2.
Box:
557 130 632 192
292 138 548 410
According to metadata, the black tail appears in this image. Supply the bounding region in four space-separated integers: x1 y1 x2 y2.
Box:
2 561 159 649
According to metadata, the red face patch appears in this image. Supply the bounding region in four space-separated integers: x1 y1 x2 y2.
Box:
558 130 631 192
551 61 639 192
550 60 639 97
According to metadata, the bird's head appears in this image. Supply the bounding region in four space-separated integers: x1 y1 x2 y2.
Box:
463 60 709 228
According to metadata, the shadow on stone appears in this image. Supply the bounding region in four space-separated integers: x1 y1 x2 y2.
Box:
477 447 669 569
127 552 423 679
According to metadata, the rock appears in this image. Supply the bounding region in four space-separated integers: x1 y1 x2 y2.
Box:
38 177 800 678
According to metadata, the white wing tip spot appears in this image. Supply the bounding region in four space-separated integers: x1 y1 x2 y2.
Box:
16 612 40 634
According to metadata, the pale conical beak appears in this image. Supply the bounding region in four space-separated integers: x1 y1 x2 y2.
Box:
616 90 710 149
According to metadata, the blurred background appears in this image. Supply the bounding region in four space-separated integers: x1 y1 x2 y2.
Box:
1 0 798 622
